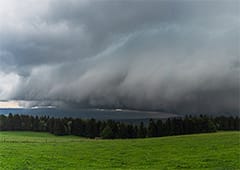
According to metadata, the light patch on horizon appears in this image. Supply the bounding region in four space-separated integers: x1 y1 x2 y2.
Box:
0 101 22 108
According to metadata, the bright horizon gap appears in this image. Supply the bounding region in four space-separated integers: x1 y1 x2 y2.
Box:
0 100 60 109
0 101 22 109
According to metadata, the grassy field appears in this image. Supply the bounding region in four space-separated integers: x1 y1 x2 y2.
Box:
0 131 239 170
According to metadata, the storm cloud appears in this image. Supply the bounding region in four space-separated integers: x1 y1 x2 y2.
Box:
0 0 239 113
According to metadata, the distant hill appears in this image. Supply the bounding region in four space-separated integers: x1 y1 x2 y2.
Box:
0 108 180 120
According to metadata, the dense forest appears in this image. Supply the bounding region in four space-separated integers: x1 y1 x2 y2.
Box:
0 114 239 139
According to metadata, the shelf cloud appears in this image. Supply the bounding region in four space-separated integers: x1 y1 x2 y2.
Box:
0 0 239 113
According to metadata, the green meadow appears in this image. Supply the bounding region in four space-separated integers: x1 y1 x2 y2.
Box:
0 131 239 170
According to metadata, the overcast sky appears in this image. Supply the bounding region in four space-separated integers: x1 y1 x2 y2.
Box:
0 0 239 113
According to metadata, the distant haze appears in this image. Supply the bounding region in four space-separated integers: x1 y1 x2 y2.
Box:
0 0 239 114
0 108 181 120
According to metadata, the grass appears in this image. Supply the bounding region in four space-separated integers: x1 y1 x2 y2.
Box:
0 131 239 170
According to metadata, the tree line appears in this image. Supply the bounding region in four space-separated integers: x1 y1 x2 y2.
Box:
0 114 239 139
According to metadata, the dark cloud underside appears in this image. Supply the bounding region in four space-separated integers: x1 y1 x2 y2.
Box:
0 0 239 113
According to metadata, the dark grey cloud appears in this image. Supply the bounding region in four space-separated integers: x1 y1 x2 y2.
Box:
0 0 239 114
